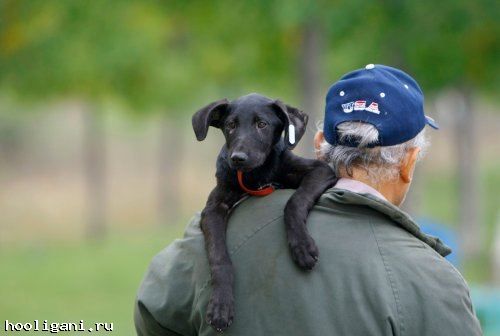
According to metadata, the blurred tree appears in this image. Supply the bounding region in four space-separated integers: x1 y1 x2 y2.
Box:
371 0 499 258
0 0 181 237
422 0 497 259
0 0 498 247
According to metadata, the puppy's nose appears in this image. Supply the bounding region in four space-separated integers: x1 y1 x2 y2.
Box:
231 152 248 164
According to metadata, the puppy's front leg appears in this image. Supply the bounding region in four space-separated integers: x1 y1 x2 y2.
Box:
201 184 242 332
281 153 337 270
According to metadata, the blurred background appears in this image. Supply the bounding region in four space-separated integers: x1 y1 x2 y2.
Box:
0 0 499 334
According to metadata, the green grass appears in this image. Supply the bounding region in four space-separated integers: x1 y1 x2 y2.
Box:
0 226 185 335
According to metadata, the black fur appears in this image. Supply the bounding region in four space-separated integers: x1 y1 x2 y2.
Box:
192 93 337 332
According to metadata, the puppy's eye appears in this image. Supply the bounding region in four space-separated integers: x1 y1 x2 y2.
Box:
257 121 267 129
226 121 236 130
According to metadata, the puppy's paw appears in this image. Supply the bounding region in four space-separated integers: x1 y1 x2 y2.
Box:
288 232 319 270
206 293 234 333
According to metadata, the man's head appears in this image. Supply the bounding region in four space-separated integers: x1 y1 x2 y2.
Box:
315 123 427 206
317 64 438 206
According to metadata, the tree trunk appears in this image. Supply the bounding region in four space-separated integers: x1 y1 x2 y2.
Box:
82 106 107 240
492 211 500 285
455 87 481 258
402 168 422 216
157 116 182 226
297 21 322 158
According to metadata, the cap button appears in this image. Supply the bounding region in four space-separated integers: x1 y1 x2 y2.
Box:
365 64 375 69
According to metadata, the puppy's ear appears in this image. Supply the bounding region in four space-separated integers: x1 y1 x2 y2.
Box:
192 98 230 141
271 100 309 149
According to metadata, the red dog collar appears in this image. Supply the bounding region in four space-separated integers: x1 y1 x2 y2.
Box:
237 171 275 196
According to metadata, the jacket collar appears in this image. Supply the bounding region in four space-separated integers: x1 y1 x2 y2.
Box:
321 188 452 257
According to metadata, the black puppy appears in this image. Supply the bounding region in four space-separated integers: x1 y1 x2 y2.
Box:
192 93 337 332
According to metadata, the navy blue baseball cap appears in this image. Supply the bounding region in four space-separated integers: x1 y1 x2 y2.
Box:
323 64 438 147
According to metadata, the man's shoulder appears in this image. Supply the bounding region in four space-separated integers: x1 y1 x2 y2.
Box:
241 189 473 310
143 189 380 284
137 190 481 336
161 189 447 277
228 188 383 231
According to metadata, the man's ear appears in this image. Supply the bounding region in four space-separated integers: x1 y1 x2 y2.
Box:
400 147 420 183
270 100 309 149
314 131 324 152
192 98 230 141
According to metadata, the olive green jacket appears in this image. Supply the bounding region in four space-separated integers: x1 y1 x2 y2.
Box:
134 188 482 336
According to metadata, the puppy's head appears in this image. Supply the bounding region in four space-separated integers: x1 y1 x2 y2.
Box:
192 93 308 171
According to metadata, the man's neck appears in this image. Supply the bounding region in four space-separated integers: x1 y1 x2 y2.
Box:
335 178 387 202
340 169 400 206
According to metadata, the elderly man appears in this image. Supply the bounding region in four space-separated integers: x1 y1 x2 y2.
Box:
134 65 482 335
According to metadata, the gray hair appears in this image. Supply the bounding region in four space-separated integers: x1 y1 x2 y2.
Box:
316 121 429 183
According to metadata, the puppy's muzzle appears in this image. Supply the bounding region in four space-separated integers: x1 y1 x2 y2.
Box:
230 152 248 164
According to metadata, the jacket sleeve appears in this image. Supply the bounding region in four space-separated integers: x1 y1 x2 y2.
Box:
134 214 207 336
134 299 184 336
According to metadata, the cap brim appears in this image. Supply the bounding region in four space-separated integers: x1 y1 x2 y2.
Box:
425 115 439 129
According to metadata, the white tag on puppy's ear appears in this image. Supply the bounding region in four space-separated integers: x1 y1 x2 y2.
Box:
288 125 295 145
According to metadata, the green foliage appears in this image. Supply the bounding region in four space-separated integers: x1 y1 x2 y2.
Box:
0 0 498 113
318 0 499 92
0 1 171 111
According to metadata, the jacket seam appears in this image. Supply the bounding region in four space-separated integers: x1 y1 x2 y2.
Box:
192 214 284 323
370 220 405 336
